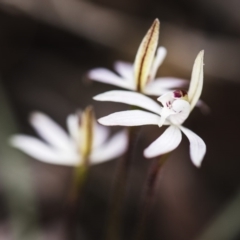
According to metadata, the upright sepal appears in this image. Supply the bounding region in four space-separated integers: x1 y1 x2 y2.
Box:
134 19 160 92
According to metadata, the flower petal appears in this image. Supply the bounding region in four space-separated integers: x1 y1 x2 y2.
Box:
196 99 211 114
88 68 134 90
144 125 182 158
144 77 188 96
93 123 110 148
93 90 162 115
134 19 160 91
67 113 79 143
90 130 127 164
30 112 74 151
98 110 160 126
114 61 133 81
188 50 204 110
9 135 79 166
180 126 206 167
150 47 167 80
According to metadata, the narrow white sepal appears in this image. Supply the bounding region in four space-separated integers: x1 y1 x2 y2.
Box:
150 47 167 81
67 113 79 144
90 130 128 164
144 125 182 158
9 135 79 166
30 112 74 151
98 110 160 126
180 126 206 167
144 77 188 96
93 123 110 148
93 90 162 115
88 68 134 90
114 61 133 81
188 50 204 110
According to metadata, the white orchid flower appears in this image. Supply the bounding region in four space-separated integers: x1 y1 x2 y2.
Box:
88 18 187 95
95 51 206 167
10 107 128 166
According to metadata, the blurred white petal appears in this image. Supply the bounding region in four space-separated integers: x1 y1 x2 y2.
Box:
144 77 188 96
10 135 79 166
67 113 79 143
114 61 133 81
91 130 128 164
180 126 206 167
88 68 134 90
93 123 110 148
144 126 182 158
94 90 162 115
30 112 74 151
196 99 211 114
188 50 204 110
150 47 167 80
98 110 160 126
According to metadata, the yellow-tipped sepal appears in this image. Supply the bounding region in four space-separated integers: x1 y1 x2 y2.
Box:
134 19 160 92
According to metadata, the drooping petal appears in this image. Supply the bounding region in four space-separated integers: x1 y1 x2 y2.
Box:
196 99 211 114
144 125 182 158
9 135 79 166
93 90 162 115
134 19 160 92
188 50 204 110
98 110 160 126
149 47 167 81
88 68 134 90
144 77 188 96
67 113 79 143
90 130 127 164
114 61 133 81
93 123 110 148
30 112 74 151
180 126 206 167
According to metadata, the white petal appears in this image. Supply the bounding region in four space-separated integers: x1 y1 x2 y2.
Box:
98 110 160 126
144 126 182 158
93 123 110 148
114 61 133 81
188 50 204 110
90 130 127 164
88 68 134 90
10 135 79 166
196 99 211 114
94 90 162 115
180 126 206 167
150 47 167 80
67 113 79 143
144 77 188 96
30 112 74 151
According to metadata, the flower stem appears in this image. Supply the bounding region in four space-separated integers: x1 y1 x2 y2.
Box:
106 126 141 240
66 159 89 240
134 153 170 240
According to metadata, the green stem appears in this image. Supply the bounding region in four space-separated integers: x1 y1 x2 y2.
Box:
134 153 170 240
66 158 89 240
106 126 141 240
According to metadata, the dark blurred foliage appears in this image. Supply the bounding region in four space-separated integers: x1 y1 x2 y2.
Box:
0 0 240 240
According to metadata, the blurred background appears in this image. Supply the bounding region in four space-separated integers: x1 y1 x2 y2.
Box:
0 0 240 240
